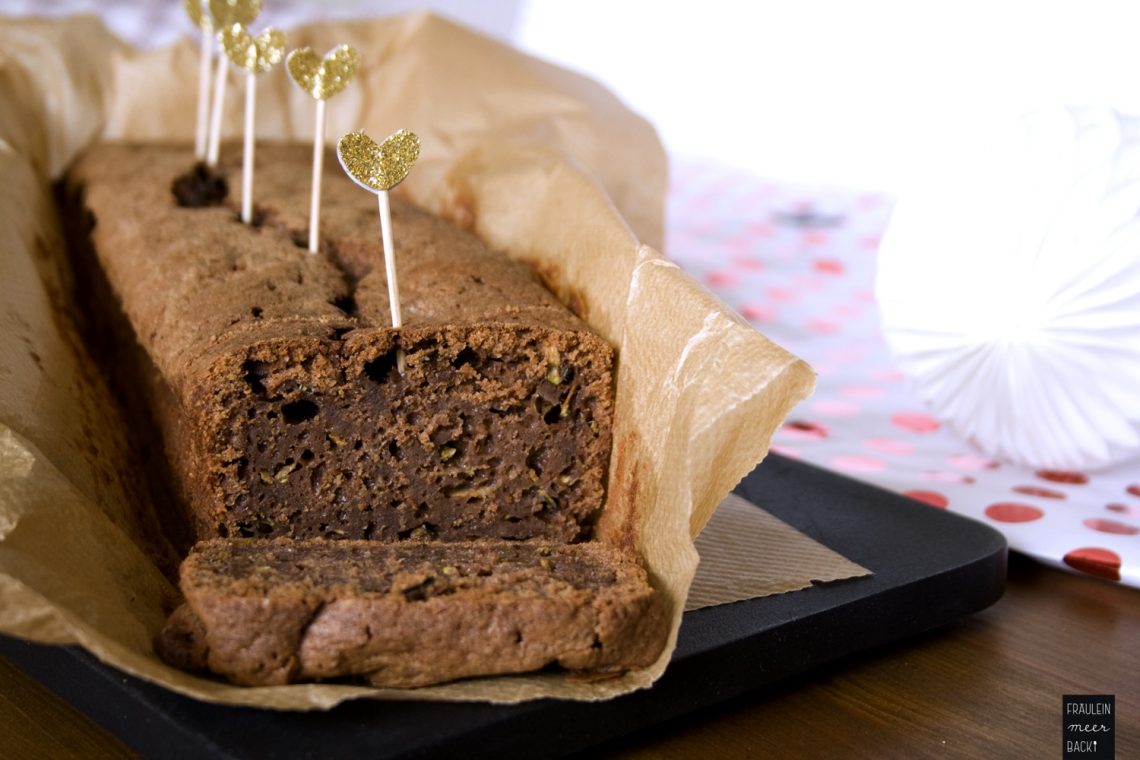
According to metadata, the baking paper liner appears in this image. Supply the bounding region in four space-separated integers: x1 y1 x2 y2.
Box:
0 13 846 708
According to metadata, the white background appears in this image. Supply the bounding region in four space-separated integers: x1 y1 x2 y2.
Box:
513 1 1140 192
11 0 1140 192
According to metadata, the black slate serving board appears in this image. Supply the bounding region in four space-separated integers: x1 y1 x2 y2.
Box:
0 454 1007 759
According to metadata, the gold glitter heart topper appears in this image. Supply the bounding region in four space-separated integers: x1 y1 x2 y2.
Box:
220 24 286 74
183 0 210 30
208 0 261 28
337 129 420 192
287 45 360 101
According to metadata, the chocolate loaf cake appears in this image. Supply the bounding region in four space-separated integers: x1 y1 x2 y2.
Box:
158 537 668 687
66 144 614 544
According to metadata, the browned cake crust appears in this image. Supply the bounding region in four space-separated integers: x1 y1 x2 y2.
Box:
66 144 614 544
159 537 669 687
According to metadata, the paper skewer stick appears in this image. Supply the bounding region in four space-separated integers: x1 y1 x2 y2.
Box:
241 72 256 223
219 23 285 224
183 0 215 161
205 50 227 168
286 45 360 254
205 0 264 167
195 22 213 160
377 189 405 374
377 191 403 350
337 128 421 374
309 99 327 252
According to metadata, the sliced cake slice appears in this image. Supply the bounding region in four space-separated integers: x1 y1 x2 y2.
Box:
158 537 669 687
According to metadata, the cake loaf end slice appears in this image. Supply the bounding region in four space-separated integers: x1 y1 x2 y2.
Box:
158 537 669 688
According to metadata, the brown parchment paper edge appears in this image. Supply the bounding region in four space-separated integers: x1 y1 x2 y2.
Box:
0 12 826 709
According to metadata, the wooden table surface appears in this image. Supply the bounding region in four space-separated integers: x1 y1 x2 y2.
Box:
1 553 1136 759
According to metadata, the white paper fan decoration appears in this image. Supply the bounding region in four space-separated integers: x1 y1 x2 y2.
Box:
877 106 1140 470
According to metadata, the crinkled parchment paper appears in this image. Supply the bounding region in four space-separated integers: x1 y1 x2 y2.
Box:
0 13 831 709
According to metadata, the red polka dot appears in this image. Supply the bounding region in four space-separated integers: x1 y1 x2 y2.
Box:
1012 485 1066 500
812 258 845 275
984 502 1044 523
734 256 765 271
1035 470 1088 485
860 234 882 249
826 347 863 362
923 470 976 484
1063 548 1121 582
795 275 827 292
948 454 1000 470
725 238 751 254
781 420 829 442
1127 484 1140 498
811 400 860 417
739 304 776 323
806 318 841 335
831 304 862 318
705 271 738 287
1106 503 1139 517
904 490 949 508
831 454 886 472
1082 518 1140 535
802 230 829 245
873 368 906 382
865 438 914 455
891 412 940 433
854 288 876 302
747 221 776 237
766 287 798 302
841 384 885 399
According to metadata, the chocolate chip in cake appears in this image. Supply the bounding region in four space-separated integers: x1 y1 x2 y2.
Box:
171 163 228 207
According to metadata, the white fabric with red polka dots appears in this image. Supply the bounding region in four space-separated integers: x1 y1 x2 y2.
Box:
666 158 1140 587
